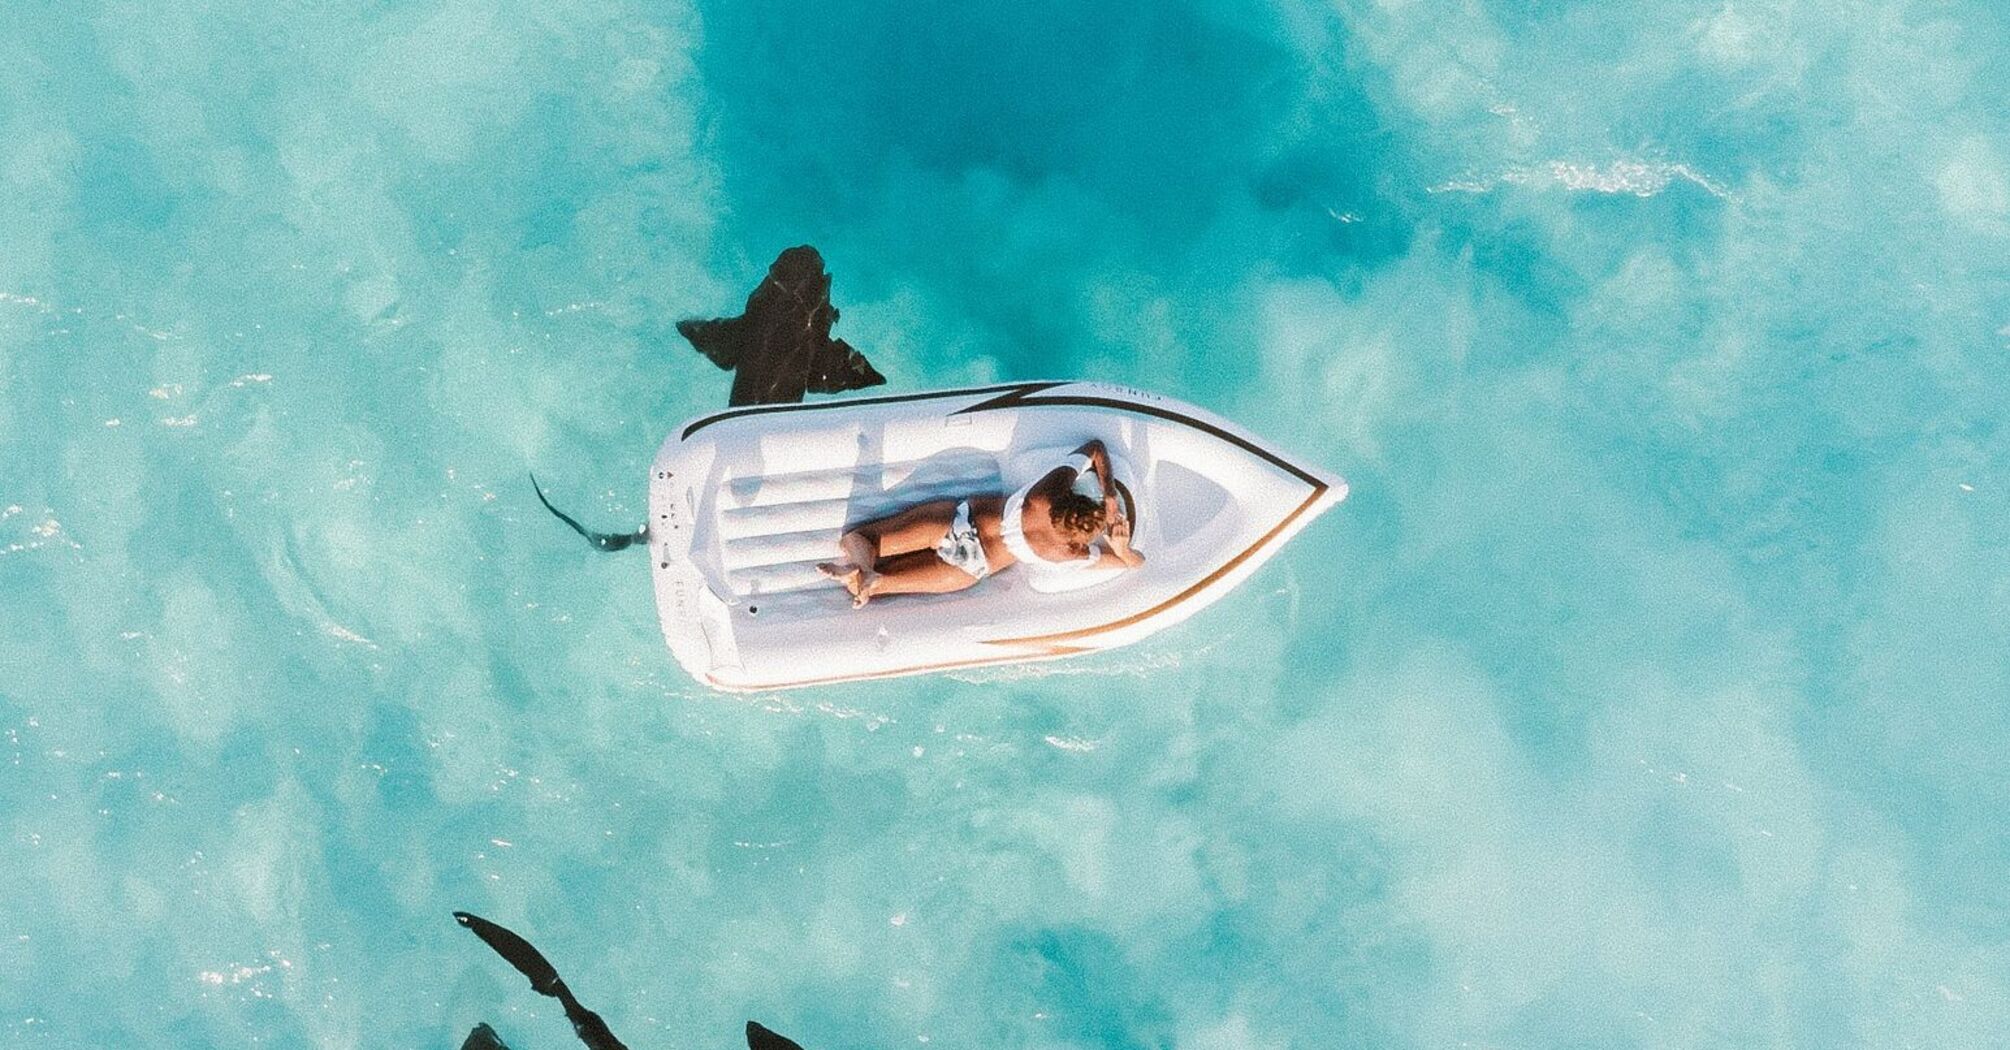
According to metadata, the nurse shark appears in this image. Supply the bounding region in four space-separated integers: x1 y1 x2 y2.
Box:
453 911 807 1050
533 245 884 552
679 245 886 408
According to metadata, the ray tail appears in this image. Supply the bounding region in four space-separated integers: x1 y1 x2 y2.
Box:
530 474 645 552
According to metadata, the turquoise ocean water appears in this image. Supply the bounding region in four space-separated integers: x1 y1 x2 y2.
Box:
4 1 2009 1046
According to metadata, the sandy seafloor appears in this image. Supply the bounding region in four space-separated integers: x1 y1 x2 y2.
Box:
3 1 2009 1046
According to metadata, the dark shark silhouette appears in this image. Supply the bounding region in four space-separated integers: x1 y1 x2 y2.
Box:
744 1022 806 1050
454 911 808 1050
454 912 629 1050
534 245 884 552
679 245 886 408
461 1022 510 1050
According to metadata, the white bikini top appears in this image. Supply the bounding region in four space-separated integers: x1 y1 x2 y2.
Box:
1000 453 1103 570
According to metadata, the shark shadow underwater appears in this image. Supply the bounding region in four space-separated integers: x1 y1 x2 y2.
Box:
454 912 806 1050
533 244 886 551
505 247 876 1045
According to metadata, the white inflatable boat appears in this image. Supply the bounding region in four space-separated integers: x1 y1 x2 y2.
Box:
648 381 1346 691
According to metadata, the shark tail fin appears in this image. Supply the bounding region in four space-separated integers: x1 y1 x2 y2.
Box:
460 1023 511 1050
530 474 646 553
747 1021 808 1050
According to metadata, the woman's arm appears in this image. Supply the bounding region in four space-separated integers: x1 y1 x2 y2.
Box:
1074 440 1111 484
1101 517 1145 568
1071 440 1123 523
1033 442 1106 503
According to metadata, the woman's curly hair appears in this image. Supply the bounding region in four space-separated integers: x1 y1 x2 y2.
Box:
1048 491 1107 541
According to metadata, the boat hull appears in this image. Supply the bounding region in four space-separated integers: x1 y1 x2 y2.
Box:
649 381 1345 691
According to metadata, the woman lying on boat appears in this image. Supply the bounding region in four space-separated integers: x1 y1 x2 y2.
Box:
817 440 1145 607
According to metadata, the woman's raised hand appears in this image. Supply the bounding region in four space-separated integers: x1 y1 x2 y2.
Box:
1106 517 1144 566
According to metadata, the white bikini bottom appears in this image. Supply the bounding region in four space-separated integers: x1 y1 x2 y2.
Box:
933 501 991 580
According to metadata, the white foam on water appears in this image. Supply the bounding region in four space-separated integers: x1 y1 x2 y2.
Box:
1432 158 1731 198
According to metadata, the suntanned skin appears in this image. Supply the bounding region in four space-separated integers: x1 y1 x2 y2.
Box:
818 440 1143 607
1017 440 1145 570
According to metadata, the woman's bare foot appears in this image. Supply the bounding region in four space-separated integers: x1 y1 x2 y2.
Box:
817 562 874 607
851 571 881 608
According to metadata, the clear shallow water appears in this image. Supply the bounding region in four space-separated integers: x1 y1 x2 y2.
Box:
3 0 2009 1046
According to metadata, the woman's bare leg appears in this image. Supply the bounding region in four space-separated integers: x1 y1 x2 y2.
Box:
817 532 873 602
853 550 980 606
859 501 959 556
818 501 958 603
823 530 879 597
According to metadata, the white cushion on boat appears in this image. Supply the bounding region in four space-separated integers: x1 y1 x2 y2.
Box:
713 453 1003 597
